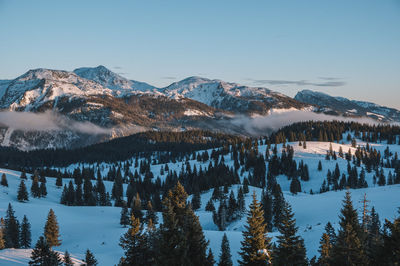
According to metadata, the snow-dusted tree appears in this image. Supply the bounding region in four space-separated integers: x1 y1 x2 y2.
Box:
63 250 73 266
84 249 98 266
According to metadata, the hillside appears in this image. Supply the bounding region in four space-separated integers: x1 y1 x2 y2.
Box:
1 129 400 265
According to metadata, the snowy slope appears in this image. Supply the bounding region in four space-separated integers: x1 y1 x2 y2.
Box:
1 136 400 265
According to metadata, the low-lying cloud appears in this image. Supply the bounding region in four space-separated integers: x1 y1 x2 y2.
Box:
0 111 111 135
223 110 384 136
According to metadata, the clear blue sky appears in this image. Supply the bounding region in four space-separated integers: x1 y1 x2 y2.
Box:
1 0 399 108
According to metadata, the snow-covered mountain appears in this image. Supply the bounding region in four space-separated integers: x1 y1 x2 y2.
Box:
295 89 400 122
161 76 308 114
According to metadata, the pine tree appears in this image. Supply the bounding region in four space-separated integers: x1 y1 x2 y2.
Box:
145 200 158 225
272 184 285 229
366 207 383 264
318 161 323 171
40 181 47 197
1 173 8 187
55 173 63 187
20 215 31 248
44 209 61 247
382 210 400 265
29 236 62 266
84 249 98 266
317 233 332 265
205 198 216 212
237 186 245 213
4 203 20 248
191 190 201 210
120 203 130 227
31 176 41 198
0 226 5 250
119 215 150 265
75 183 83 206
261 189 273 232
20 170 27 179
332 191 368 265
63 250 73 266
289 177 301 194
17 180 29 202
131 192 143 220
238 191 272 265
218 233 233 266
274 201 307 266
324 222 336 246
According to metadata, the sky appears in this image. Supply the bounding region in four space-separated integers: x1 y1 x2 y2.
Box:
0 0 399 108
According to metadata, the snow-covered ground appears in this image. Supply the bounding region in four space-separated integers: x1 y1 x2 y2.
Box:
1 139 400 265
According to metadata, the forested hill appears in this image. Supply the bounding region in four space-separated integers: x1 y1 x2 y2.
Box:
0 130 243 168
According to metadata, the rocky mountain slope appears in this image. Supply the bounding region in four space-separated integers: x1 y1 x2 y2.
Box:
295 89 400 122
0 66 399 150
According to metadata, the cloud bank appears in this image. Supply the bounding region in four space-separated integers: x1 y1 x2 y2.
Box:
224 110 384 136
0 111 111 135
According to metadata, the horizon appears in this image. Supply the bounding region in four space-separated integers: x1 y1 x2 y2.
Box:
0 0 399 109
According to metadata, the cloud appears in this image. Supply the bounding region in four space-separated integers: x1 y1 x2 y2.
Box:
249 79 346 87
318 77 342 81
0 111 111 135
113 66 123 69
221 110 384 136
161 76 177 80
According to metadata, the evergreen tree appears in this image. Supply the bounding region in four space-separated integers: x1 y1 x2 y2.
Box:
317 161 323 171
130 192 143 220
20 215 31 248
272 184 285 229
40 181 47 197
205 199 216 212
191 190 201 210
0 173 8 187
332 191 368 265
145 200 158 225
0 224 5 250
119 215 150 266
237 186 245 214
55 174 63 187
63 250 73 266
218 233 233 266
274 201 307 266
31 176 41 198
324 222 336 246
44 209 61 247
120 204 130 228
381 210 400 265
75 183 83 206
261 190 273 232
207 249 216 266
238 191 272 265
4 203 20 248
317 233 332 265
17 180 29 202
289 177 301 194
366 207 383 264
84 249 98 266
29 236 62 266
20 170 27 179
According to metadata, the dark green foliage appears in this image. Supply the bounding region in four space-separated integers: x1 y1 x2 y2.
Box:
317 160 322 171
44 209 61 247
261 189 273 232
63 250 73 266
4 203 20 248
84 249 98 266
131 193 143 221
31 176 41 198
274 201 307 266
40 181 47 197
145 200 158 225
120 204 130 227
239 192 272 266
332 191 368 265
317 233 332 265
29 236 62 266
20 215 31 248
272 183 285 229
191 190 201 210
55 173 62 187
289 177 301 194
381 211 400 265
205 198 216 212
218 233 233 266
0 173 7 187
17 180 29 202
